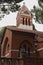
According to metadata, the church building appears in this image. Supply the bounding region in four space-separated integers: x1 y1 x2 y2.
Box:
1 3 43 65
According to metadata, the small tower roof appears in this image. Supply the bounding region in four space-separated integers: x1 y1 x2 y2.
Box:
19 2 30 15
16 3 32 28
23 2 25 5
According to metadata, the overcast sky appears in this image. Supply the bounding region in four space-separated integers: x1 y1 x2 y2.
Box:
19 0 38 10
0 0 43 32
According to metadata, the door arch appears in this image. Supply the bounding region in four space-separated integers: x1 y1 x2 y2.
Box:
18 40 34 58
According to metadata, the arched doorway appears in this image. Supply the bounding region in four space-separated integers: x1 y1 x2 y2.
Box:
18 40 34 58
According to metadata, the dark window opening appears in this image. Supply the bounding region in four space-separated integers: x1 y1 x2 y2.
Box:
5 37 8 44
28 48 30 56
28 18 30 25
20 45 26 58
23 18 24 25
26 18 27 25
6 44 9 53
4 37 9 55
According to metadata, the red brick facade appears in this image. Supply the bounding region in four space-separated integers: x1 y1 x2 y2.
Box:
1 3 43 65
16 4 32 26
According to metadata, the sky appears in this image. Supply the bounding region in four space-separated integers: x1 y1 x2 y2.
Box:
19 0 38 10
0 0 43 32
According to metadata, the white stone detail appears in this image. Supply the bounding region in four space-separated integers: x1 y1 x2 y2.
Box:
37 47 43 51
18 24 33 30
10 49 19 52
5 53 9 57
2 47 43 57
21 14 30 17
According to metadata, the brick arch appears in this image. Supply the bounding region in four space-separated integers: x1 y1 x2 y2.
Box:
19 40 34 49
18 40 35 58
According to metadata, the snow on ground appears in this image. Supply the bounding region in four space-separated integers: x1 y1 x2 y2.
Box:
33 19 43 32
35 24 43 32
0 11 43 32
0 11 17 27
0 0 43 32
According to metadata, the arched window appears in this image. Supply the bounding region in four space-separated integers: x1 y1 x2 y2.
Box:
19 40 31 58
28 18 30 25
23 18 24 25
19 40 36 58
4 37 9 55
6 43 9 54
26 18 27 25
28 48 30 56
20 44 26 58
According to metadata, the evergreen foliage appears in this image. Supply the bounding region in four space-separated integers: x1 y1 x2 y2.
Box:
15 0 23 3
0 0 23 3
38 0 43 8
31 0 43 24
0 0 23 12
0 28 5 43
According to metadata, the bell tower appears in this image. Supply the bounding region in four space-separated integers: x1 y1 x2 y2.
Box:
16 2 33 30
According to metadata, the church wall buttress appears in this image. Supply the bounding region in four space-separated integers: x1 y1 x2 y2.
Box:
1 29 12 58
